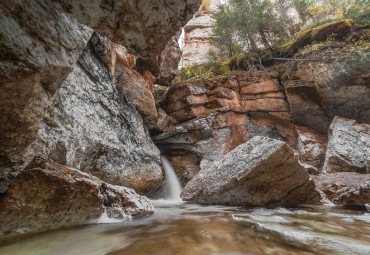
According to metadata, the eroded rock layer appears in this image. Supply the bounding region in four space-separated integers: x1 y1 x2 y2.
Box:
154 71 296 184
181 0 221 66
282 45 370 133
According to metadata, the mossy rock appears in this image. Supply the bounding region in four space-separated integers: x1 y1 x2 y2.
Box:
279 19 354 55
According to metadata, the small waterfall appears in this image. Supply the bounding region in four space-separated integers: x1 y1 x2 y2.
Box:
161 156 182 201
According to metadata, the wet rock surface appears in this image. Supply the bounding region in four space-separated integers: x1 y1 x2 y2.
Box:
181 136 320 207
0 158 155 237
334 181 370 209
311 172 370 202
323 116 370 174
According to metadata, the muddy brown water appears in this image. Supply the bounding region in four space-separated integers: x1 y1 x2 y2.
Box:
0 201 369 255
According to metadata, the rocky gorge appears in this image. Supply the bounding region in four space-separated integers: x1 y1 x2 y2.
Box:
0 0 370 253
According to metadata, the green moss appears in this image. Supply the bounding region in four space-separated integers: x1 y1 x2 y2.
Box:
198 108 218 118
278 19 357 55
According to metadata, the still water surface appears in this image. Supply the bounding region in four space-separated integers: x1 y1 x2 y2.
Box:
0 200 369 255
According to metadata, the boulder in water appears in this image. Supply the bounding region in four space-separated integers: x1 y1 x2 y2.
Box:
181 136 320 207
0 157 155 237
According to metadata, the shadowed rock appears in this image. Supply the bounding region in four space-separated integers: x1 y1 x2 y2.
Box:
54 0 202 58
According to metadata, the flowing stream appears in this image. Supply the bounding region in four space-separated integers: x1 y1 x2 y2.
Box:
0 162 370 255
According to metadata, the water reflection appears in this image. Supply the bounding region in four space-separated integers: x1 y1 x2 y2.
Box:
0 202 369 255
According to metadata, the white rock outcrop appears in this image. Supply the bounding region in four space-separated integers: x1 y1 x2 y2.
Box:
180 0 221 67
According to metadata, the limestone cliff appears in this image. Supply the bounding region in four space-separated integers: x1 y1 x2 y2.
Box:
181 0 221 67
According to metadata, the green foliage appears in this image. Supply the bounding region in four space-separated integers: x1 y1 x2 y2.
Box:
277 19 355 55
211 5 237 58
173 62 230 83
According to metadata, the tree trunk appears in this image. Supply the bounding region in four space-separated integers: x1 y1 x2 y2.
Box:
248 33 257 51
258 29 275 55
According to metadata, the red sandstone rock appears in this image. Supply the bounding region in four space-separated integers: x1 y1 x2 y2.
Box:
157 72 297 179
240 79 280 94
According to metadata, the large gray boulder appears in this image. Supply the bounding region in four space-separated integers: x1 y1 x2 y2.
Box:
0 158 155 237
181 136 320 207
323 116 370 173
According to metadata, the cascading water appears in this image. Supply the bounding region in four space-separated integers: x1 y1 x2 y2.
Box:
160 156 182 201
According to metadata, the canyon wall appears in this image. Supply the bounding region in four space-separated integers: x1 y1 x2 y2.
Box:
0 0 201 194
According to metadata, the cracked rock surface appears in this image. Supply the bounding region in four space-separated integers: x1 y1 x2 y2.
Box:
181 136 320 207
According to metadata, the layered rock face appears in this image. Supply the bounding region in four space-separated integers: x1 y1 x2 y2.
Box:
181 136 320 207
181 0 221 66
29 33 163 193
154 71 296 184
282 47 370 133
54 0 202 58
0 158 154 237
323 116 370 174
